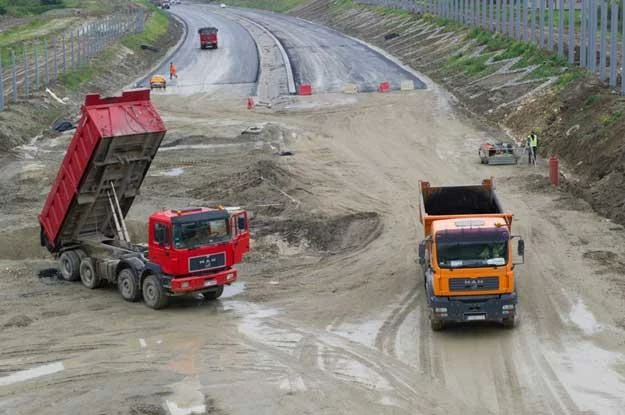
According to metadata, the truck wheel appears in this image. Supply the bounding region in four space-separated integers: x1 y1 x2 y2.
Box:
502 316 515 328
59 250 81 281
203 285 224 301
430 319 445 331
118 268 140 302
142 275 169 309
80 258 100 289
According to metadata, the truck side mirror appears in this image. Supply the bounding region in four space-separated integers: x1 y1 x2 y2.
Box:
418 241 426 265
237 216 246 231
517 239 525 256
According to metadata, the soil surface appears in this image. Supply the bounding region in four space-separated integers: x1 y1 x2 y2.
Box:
1 2 625 415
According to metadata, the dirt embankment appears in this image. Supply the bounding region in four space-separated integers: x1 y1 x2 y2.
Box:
292 0 625 227
0 13 183 152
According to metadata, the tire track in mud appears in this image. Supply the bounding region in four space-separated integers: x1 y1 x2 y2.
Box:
492 336 528 414
514 331 579 414
374 287 420 358
239 313 476 413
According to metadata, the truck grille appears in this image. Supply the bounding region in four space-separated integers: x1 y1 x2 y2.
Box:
449 277 499 291
189 252 226 272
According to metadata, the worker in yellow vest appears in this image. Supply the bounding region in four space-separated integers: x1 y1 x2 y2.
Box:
527 131 538 166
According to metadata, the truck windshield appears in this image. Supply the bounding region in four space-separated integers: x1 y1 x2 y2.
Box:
435 228 509 268
173 218 230 249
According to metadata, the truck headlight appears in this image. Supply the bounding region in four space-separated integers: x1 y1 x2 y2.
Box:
502 304 515 310
181 281 190 288
435 307 447 313
226 273 235 281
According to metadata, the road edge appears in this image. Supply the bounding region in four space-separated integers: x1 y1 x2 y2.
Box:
233 12 296 95
124 11 190 91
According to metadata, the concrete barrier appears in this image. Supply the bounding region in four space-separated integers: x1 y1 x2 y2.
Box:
343 83 358 94
400 80 415 91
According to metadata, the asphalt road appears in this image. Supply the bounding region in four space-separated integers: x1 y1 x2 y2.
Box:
149 4 425 97
228 8 426 93
149 4 259 97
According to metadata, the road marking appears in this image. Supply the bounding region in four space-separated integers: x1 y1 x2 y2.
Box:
139 338 147 348
0 361 64 387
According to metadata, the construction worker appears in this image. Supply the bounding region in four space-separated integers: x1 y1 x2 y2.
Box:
169 62 177 80
527 131 538 166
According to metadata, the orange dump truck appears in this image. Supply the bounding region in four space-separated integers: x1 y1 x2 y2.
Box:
417 178 525 330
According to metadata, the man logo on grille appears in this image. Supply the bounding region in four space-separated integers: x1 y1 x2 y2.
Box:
464 279 484 289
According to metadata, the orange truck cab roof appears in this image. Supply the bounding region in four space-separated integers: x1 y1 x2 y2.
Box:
431 217 510 234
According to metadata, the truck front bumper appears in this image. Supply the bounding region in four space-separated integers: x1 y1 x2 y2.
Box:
429 292 517 323
165 268 237 295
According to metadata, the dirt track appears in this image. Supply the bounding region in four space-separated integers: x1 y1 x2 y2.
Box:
2 4 625 414
1 87 625 414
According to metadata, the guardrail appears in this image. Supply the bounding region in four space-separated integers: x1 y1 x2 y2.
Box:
354 0 625 95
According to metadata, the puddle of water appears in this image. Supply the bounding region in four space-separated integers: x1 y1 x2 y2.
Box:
278 374 307 393
379 395 403 408
329 319 384 348
546 341 625 414
165 167 184 177
332 355 394 392
569 299 603 336
0 361 64 386
165 377 206 415
149 167 185 177
221 282 245 298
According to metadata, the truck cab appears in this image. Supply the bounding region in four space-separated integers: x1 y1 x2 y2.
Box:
198 27 218 49
148 207 249 295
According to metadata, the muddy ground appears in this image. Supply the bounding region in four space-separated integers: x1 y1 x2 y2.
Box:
1 87 625 413
2 1 625 414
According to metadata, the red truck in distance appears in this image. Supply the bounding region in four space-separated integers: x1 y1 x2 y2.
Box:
38 89 250 309
198 27 218 49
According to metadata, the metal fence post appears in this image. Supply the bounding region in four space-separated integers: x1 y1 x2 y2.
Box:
568 0 575 63
548 0 554 49
539 0 545 46
0 54 4 111
581 0 587 67
495 0 500 32
44 39 49 86
510 0 515 36
11 51 16 103
53 36 58 79
557 0 563 56
599 0 607 79
503 0 508 34
515 0 520 39
23 47 29 98
610 2 617 87
62 34 66 73
590 0 596 72
34 42 39 90
530 0 536 42
621 0 625 94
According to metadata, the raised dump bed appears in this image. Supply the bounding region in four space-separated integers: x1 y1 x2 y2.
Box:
39 89 167 253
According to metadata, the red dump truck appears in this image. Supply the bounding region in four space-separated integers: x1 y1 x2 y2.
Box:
417 178 524 330
38 89 250 309
198 27 218 49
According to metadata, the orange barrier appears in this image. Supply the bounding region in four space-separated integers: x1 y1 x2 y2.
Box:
246 96 255 110
298 84 312 95
378 81 391 93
